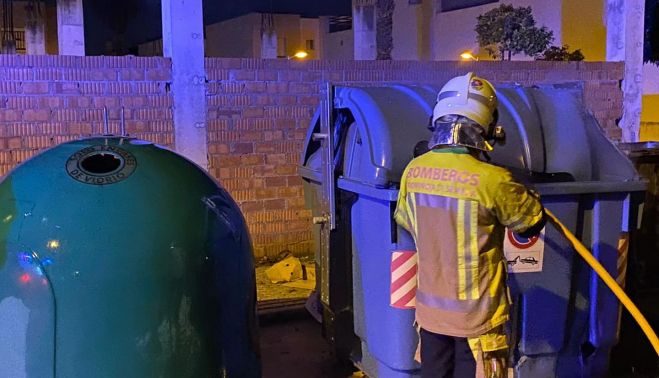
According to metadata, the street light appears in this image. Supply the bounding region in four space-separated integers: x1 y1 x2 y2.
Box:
460 51 478 61
288 50 309 60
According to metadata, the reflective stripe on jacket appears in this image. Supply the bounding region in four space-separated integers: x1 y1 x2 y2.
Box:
394 148 544 338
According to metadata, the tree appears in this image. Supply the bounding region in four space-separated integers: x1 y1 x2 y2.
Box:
376 0 395 60
475 4 554 61
537 45 585 61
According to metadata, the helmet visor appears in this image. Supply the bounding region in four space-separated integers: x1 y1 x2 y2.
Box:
428 120 493 152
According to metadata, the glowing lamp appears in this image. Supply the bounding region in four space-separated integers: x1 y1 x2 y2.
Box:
289 50 308 60
460 51 478 61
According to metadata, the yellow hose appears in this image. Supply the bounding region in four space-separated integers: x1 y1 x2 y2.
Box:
544 209 659 356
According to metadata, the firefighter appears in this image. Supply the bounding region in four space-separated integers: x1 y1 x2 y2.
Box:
394 72 546 378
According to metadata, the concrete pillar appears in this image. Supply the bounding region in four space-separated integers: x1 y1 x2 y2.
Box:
261 33 277 58
606 0 644 142
0 0 16 54
162 0 208 169
56 0 85 56
260 13 277 59
353 0 377 60
25 2 46 55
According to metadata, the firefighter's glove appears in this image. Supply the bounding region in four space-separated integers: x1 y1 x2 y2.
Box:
483 349 508 378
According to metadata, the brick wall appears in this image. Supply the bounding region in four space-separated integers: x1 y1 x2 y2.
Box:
0 55 173 176
0 56 625 260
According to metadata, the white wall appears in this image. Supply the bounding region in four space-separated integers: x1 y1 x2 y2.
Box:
273 14 302 58
205 13 260 58
643 63 659 95
353 4 376 60
433 0 561 60
433 3 497 60
204 13 325 59
300 17 320 59
324 29 354 60
392 0 422 60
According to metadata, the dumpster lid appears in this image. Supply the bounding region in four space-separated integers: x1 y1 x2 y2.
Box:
301 83 642 189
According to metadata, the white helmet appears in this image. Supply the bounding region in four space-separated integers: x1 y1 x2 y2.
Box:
429 72 499 151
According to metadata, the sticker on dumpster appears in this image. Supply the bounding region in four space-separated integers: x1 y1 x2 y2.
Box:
617 233 629 287
504 228 545 273
390 250 417 309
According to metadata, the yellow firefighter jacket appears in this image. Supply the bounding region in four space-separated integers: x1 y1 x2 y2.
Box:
394 147 544 338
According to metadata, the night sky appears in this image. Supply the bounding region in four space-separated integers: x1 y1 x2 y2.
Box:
83 0 352 55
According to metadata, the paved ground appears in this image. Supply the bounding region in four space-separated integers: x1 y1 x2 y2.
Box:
610 290 659 377
256 257 363 377
255 263 313 302
259 308 361 378
255 260 659 378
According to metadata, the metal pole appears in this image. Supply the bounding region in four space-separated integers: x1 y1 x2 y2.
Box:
314 81 336 307
103 106 109 135
324 82 336 230
314 82 336 230
120 107 126 136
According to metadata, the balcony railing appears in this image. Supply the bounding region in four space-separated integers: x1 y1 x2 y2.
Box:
1 29 26 54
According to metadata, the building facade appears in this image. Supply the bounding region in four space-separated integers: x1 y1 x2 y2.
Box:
138 13 353 61
3 0 653 141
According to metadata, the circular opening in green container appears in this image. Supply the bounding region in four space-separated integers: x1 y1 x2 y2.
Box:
79 153 123 175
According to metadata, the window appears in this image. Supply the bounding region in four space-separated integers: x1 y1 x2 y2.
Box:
329 16 352 33
306 39 315 51
440 0 498 12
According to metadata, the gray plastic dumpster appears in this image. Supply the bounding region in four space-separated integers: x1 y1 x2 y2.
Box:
299 83 646 377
